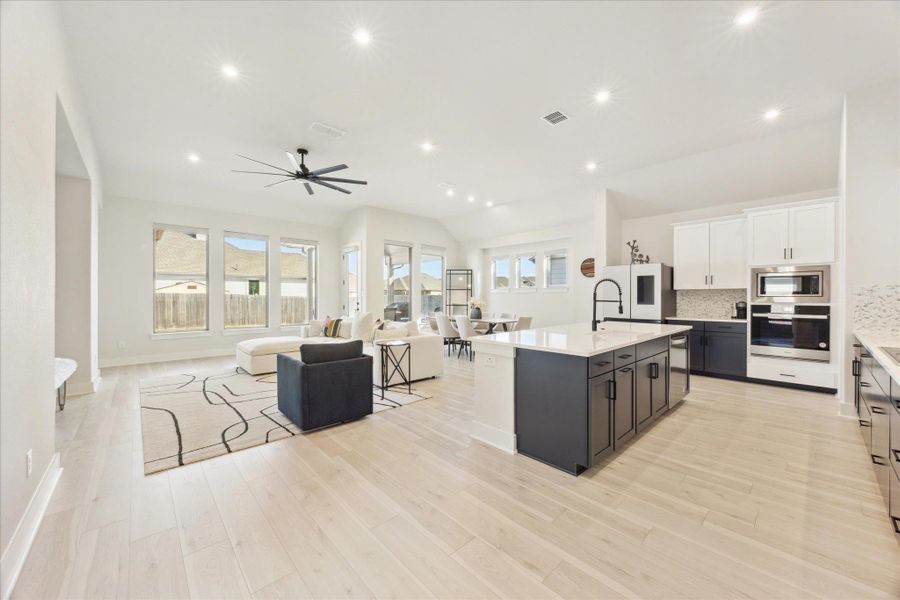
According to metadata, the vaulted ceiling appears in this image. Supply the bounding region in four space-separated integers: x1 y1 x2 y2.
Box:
59 1 898 233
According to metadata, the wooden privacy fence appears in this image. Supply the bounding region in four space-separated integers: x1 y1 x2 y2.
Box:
154 293 310 331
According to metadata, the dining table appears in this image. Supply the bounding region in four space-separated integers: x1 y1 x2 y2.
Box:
471 317 518 334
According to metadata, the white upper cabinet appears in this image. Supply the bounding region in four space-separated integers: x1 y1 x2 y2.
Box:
746 199 836 266
709 218 746 288
747 210 790 265
673 222 710 290
788 203 835 264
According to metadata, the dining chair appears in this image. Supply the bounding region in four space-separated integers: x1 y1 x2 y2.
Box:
512 316 533 331
454 315 481 361
436 314 460 356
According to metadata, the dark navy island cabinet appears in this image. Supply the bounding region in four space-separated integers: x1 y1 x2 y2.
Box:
668 320 746 379
515 337 672 476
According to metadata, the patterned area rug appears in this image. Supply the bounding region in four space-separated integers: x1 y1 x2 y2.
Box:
139 366 432 475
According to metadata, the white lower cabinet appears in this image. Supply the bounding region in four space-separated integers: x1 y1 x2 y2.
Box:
748 356 837 389
672 217 745 290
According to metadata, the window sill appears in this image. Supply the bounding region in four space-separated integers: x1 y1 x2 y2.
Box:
150 331 213 340
222 327 272 336
514 287 538 293
490 288 510 294
543 286 570 293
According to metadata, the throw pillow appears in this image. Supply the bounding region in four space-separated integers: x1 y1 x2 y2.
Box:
373 327 405 342
351 312 375 342
323 317 343 337
338 320 352 338
308 319 324 337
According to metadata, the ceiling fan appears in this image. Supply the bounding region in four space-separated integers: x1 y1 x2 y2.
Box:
233 148 367 195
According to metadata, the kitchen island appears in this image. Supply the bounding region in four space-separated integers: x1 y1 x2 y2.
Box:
470 321 692 475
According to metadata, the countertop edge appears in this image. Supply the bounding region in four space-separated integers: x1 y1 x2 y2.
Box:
853 329 900 386
472 324 692 358
665 316 747 324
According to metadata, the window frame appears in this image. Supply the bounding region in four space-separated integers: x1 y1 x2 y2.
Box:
543 249 569 290
152 223 210 335
514 252 538 292
223 231 270 330
383 241 413 321
490 255 511 292
419 248 445 317
279 237 319 328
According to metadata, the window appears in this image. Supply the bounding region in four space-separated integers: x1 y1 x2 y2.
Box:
153 225 208 333
224 233 268 328
516 254 537 289
491 256 510 290
280 239 317 326
545 250 568 288
420 251 444 316
384 243 412 321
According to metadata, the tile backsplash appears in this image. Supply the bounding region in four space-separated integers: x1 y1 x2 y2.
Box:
675 289 747 320
853 284 900 334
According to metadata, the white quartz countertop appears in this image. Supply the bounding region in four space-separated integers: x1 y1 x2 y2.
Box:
854 329 900 386
471 321 692 358
666 316 747 324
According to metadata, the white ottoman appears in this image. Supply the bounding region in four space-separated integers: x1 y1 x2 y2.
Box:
236 336 302 375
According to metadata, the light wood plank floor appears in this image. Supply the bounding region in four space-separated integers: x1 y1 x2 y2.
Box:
13 354 900 599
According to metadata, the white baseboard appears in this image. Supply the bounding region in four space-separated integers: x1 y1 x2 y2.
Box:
99 348 234 368
838 400 858 419
66 377 100 397
469 421 517 454
0 453 62 600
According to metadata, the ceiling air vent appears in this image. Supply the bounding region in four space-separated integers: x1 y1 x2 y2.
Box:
542 110 569 125
309 121 347 138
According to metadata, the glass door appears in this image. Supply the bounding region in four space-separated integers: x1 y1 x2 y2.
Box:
341 247 360 315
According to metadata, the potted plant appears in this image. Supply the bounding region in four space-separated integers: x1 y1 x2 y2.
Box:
468 298 484 319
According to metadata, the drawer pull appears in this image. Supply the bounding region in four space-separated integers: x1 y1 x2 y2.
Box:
618 353 632 359
872 455 887 466
892 517 900 535
593 360 611 367
871 406 887 415
779 373 796 378
859 382 871 388
619 367 632 373
893 449 900 461
859 420 871 427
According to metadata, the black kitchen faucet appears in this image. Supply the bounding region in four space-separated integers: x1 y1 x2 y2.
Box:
592 278 624 331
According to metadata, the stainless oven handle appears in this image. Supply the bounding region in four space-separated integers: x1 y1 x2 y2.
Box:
751 313 829 320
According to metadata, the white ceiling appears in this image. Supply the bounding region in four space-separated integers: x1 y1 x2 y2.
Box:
58 1 898 230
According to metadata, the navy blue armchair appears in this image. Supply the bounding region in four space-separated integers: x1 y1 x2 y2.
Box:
277 341 373 432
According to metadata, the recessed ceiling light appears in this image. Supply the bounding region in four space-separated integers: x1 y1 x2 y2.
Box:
585 161 597 172
467 195 475 203
734 7 760 27
594 90 611 104
420 141 434 153
353 28 372 46
764 108 781 121
446 188 455 197
221 64 239 79
187 153 200 163
485 201 493 208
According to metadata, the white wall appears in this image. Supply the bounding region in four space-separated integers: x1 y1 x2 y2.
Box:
618 188 839 266
99 195 340 366
0 0 103 584
839 79 900 407
342 207 461 322
464 221 596 327
55 175 96 394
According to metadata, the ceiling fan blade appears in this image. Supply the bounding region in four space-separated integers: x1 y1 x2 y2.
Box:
235 154 295 175
308 164 348 176
285 151 301 174
232 169 294 176
264 178 295 188
304 182 314 195
311 179 351 194
314 176 368 185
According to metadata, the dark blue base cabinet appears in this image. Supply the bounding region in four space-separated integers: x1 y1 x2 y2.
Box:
670 320 747 379
515 337 672 476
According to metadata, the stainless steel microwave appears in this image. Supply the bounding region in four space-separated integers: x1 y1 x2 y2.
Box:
751 265 830 304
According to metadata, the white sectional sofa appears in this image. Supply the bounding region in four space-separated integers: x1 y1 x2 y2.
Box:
235 314 444 385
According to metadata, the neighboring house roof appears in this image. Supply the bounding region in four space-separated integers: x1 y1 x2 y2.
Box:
155 280 207 293
155 230 310 279
387 273 442 292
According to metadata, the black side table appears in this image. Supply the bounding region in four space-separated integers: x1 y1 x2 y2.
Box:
377 340 411 399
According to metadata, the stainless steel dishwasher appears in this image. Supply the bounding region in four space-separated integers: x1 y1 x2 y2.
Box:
669 333 690 407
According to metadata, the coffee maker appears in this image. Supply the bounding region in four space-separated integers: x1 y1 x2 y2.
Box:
734 301 747 320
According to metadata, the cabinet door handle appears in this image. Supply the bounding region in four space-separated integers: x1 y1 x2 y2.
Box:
709 274 713 285
783 248 787 259
790 247 793 259
852 359 860 377
650 363 659 379
852 343 862 348
607 379 616 400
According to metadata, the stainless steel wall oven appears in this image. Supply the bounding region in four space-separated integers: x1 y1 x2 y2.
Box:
750 304 830 361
